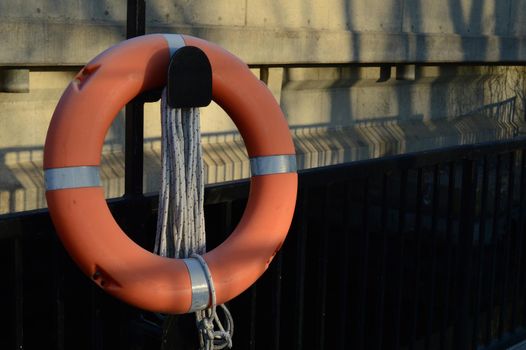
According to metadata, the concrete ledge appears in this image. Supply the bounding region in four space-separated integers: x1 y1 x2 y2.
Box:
175 26 526 64
2 20 526 66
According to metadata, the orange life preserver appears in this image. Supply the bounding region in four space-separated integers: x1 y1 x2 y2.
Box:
43 34 297 314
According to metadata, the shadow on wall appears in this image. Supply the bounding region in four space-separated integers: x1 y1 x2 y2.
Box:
140 95 521 194
291 96 519 169
0 92 522 215
0 0 128 64
0 143 126 214
339 0 524 153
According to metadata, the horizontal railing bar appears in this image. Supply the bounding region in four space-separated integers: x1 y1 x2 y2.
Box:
299 137 526 186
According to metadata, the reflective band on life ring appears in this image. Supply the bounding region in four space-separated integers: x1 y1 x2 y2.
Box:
43 34 297 314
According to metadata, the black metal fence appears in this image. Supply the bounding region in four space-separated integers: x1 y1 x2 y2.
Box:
2 138 526 350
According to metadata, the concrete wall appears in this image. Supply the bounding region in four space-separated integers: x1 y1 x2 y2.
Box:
2 0 526 65
1 0 526 213
0 0 526 66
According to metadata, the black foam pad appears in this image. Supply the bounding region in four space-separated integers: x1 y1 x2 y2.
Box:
167 46 212 108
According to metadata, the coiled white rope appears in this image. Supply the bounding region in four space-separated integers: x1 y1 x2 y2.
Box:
155 89 233 349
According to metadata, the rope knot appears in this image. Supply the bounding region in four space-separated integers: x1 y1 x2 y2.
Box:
197 312 233 350
198 317 215 341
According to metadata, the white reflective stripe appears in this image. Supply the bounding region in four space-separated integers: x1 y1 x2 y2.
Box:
161 34 186 57
44 166 101 191
250 155 297 176
183 257 210 312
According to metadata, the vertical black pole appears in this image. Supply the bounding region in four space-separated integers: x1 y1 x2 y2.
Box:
125 0 145 196
121 2 146 349
14 239 24 350
53 239 65 350
124 4 201 348
453 159 477 349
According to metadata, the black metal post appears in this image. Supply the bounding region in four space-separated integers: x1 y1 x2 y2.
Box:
125 0 146 196
453 159 477 349
15 238 23 350
121 2 147 349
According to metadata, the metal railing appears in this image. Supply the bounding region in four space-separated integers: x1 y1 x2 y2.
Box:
2 138 526 349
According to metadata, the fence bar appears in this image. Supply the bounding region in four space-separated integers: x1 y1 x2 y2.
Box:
410 168 424 350
271 252 283 350
293 189 309 350
313 186 332 349
374 174 389 350
473 156 489 349
393 170 408 350
486 155 502 343
15 238 23 350
512 151 526 330
53 239 65 350
124 0 146 196
499 152 515 337
454 159 476 350
338 183 353 350
426 164 441 349
356 178 370 350
90 286 103 350
441 161 456 350
521 151 526 329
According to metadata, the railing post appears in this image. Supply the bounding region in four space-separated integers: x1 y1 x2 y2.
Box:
454 158 477 349
124 3 201 348
121 2 147 348
124 0 145 196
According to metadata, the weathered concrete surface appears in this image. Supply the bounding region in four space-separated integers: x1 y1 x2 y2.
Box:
2 21 526 66
1 65 525 213
1 0 526 213
511 0 526 35
402 0 511 35
0 69 29 92
1 0 526 65
2 103 521 213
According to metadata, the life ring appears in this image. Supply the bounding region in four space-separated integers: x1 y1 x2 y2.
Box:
43 34 297 314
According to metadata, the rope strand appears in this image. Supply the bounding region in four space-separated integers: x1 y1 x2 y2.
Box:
155 89 233 349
